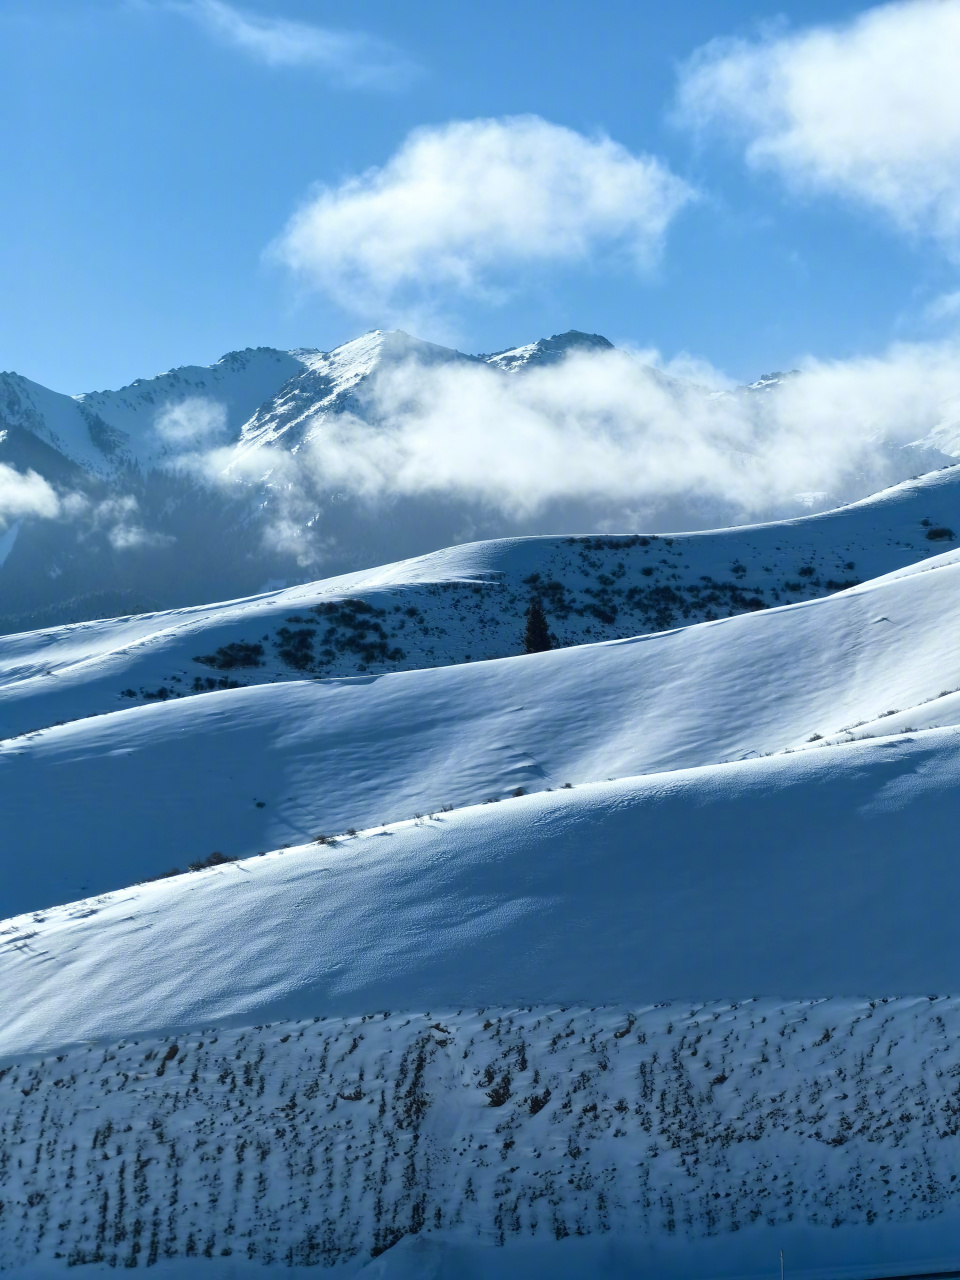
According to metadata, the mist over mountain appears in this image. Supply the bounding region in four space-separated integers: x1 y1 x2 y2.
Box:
0 327 952 631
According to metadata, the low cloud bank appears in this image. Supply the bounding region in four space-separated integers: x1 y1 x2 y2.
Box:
235 340 959 520
15 335 957 569
0 473 174 552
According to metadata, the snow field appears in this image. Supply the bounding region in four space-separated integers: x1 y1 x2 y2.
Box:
3 465 960 737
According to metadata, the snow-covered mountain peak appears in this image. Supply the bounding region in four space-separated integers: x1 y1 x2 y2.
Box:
744 369 801 392
481 328 615 372
297 328 477 389
228 330 479 466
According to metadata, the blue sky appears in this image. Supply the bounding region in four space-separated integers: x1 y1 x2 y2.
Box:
2 0 958 392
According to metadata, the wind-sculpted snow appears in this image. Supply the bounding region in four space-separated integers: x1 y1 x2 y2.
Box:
3 1000 960 1278
4 731 960 1050
5 533 960 913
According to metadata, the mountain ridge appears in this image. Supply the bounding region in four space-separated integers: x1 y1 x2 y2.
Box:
1 327 952 630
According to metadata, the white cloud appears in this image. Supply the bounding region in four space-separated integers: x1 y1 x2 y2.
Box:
0 464 60 529
675 0 960 247
293 344 957 519
925 289 960 324
10 483 175 550
198 339 960 570
270 116 695 316
154 397 228 448
89 495 176 551
166 0 417 88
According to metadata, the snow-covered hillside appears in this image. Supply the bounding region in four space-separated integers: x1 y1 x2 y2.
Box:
4 531 960 915
9 347 960 1276
6 729 960 1275
5 727 960 1052
3 996 960 1280
2 464 960 740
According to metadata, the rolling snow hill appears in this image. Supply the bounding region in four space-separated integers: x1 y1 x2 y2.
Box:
8 431 960 1274
4 727 960 1054
2 464 959 742
5 731 960 1275
5 519 960 916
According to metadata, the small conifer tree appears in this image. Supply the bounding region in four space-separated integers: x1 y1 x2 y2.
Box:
523 598 552 653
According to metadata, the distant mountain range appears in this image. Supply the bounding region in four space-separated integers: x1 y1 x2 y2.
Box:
0 328 951 632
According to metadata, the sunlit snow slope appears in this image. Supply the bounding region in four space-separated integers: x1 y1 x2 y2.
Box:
2 465 959 740
4 528 960 915
8 465 960 1277
3 728 960 1056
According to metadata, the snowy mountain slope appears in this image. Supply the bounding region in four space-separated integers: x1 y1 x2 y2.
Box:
0 373 110 476
226 331 480 468
3 996 960 1279
4 727 960 1053
0 329 601 487
0 348 310 476
7 535 960 914
479 329 614 372
3 464 960 738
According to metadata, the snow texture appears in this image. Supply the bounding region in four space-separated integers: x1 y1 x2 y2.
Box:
4 728 960 1053
4 1001 960 1278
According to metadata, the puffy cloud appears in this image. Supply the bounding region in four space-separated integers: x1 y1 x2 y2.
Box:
270 117 695 315
164 0 416 88
0 464 60 529
675 0 960 247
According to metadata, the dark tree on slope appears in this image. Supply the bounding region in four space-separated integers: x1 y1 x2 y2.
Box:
524 598 552 654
